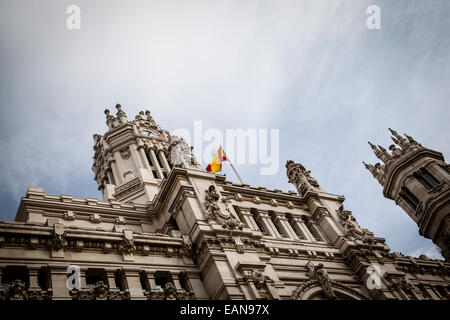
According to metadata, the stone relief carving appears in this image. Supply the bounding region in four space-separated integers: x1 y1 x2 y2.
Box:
0 280 52 301
250 270 266 290
48 224 67 250
70 280 130 300
5 279 26 300
119 146 131 160
168 136 201 169
305 261 336 299
119 230 136 254
204 185 244 230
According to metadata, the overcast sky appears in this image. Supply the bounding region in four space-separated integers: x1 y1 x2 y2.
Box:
1 0 449 259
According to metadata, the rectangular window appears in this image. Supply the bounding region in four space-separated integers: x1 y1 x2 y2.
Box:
85 268 107 289
2 266 29 290
414 172 432 190
38 267 50 290
422 169 440 187
401 187 419 209
114 269 127 291
154 271 173 290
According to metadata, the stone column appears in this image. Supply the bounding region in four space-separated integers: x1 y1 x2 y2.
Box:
138 148 152 170
79 269 87 289
272 213 299 240
289 215 315 241
423 285 441 300
146 272 157 290
170 271 183 290
28 267 40 289
105 269 118 290
149 148 164 179
158 149 171 173
238 209 260 231
254 211 281 238
49 266 71 300
305 218 328 242
123 268 145 299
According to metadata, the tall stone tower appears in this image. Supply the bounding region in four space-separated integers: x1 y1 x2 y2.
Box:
92 104 201 205
363 129 450 260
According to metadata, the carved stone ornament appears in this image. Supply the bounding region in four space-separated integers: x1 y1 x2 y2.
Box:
48 224 67 250
163 282 177 300
7 280 27 300
119 146 131 160
305 261 336 299
204 185 244 230
286 160 319 195
337 205 372 243
70 281 130 300
168 136 201 169
251 270 266 290
145 282 194 300
93 281 109 300
0 280 53 301
120 230 136 254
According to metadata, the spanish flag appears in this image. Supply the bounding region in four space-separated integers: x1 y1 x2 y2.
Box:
206 146 227 173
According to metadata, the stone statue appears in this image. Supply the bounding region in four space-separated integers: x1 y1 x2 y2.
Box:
306 261 336 299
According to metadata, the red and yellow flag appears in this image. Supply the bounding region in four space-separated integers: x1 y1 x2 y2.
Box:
206 146 227 173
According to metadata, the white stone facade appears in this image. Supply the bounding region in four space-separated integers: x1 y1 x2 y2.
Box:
0 107 448 300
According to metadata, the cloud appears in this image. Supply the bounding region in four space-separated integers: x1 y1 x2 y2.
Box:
409 245 443 260
0 0 448 260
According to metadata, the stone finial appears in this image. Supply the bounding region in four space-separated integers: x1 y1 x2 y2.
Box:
378 145 391 158
115 104 128 124
104 109 115 129
404 133 418 145
389 144 402 157
93 134 101 143
286 160 320 196
368 142 389 163
362 161 384 184
389 128 409 148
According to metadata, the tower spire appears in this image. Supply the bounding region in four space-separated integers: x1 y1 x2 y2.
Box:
388 128 408 148
368 141 389 163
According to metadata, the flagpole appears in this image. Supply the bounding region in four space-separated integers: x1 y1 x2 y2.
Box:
222 148 244 185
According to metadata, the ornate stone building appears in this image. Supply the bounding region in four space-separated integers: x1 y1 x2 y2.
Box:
0 106 449 300
364 129 449 260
